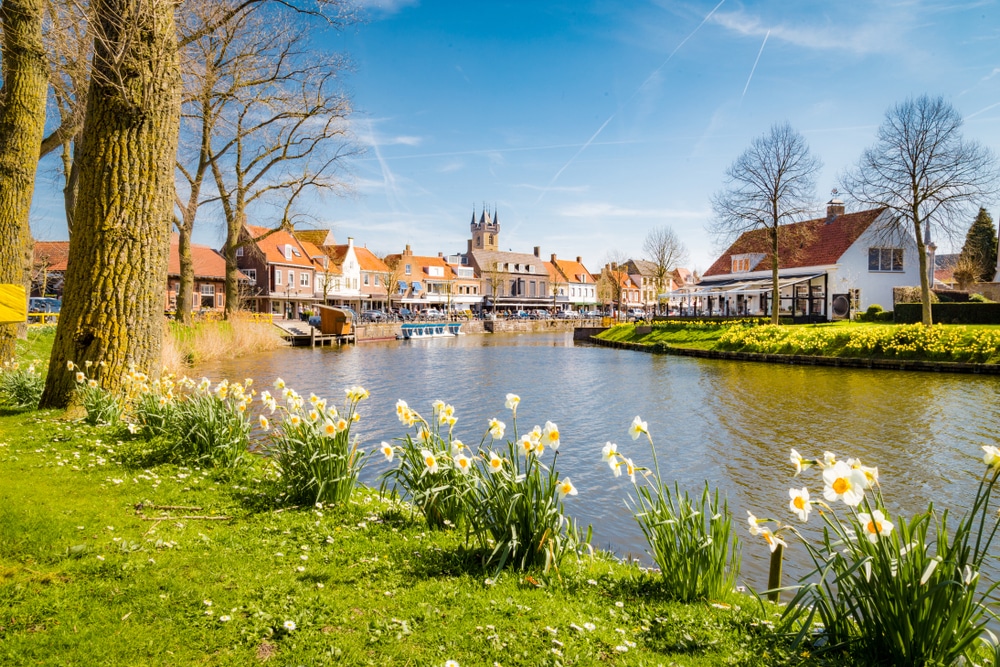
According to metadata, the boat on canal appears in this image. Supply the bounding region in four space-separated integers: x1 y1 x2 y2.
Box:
399 322 463 339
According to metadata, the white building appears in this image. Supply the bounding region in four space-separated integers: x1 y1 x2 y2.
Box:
678 200 921 320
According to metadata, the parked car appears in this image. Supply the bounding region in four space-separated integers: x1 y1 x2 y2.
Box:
583 310 601 318
421 308 443 320
513 310 531 319
28 297 61 313
628 309 646 321
556 310 580 319
362 309 386 322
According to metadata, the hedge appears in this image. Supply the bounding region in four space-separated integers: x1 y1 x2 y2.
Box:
894 302 1000 324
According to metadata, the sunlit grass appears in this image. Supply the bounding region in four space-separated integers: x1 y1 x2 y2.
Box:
0 410 817 666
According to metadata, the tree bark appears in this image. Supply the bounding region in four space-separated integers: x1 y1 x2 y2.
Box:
175 221 194 323
0 0 49 363
770 224 780 325
41 0 181 408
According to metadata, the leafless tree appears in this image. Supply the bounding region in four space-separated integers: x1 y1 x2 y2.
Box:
642 225 687 315
710 122 821 324
204 14 356 320
842 96 1000 324
377 254 402 312
483 260 505 313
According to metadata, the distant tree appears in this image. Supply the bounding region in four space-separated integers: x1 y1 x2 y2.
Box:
710 122 821 324
378 255 402 312
601 251 630 320
841 95 1000 325
957 207 997 283
642 226 688 315
0 0 49 363
483 260 505 313
952 254 980 290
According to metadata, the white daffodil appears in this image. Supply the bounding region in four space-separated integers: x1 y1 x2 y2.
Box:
623 457 637 483
451 439 465 455
790 448 809 475
557 477 578 499
822 461 868 506
505 393 520 411
746 511 763 536
761 527 786 553
788 487 811 522
288 414 302 427
983 445 1000 469
519 434 535 457
453 452 472 474
75 371 86 383
422 449 439 474
380 442 394 462
259 415 270 430
308 409 320 422
601 442 619 470
487 452 504 474
541 421 560 450
488 418 505 440
273 377 286 390
858 509 894 544
322 421 337 438
628 416 648 440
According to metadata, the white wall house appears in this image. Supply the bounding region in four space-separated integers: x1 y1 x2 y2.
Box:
678 200 921 320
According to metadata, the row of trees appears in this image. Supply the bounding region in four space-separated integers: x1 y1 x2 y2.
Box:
711 96 1000 325
0 0 357 407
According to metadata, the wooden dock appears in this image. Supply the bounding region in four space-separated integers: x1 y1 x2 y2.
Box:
272 319 354 347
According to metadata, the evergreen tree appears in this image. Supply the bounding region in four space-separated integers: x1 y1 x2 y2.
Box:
958 207 998 283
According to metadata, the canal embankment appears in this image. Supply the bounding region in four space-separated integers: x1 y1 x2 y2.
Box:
354 317 604 341
587 321 1000 375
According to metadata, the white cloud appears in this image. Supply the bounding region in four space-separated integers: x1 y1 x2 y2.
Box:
351 0 419 18
710 8 899 56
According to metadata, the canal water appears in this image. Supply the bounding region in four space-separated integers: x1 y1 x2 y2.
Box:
194 332 1000 591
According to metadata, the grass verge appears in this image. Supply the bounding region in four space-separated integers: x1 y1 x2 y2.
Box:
0 409 814 666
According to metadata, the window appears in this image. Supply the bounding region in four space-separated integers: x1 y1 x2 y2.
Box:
288 270 294 287
488 234 493 245
363 274 370 286
300 272 309 287
868 247 904 272
236 247 243 257
275 269 282 286
244 268 256 285
374 275 380 286
200 284 215 309
427 266 444 277
732 257 750 273
405 264 411 275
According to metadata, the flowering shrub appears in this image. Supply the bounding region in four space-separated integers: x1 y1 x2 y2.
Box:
608 417 740 601
380 394 585 572
748 448 1000 665
718 323 1000 363
0 359 44 408
262 380 369 505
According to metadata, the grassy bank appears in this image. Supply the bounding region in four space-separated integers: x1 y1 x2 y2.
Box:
162 318 286 373
596 321 1000 364
0 410 800 666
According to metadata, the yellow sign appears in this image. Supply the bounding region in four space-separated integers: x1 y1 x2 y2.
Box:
0 284 27 324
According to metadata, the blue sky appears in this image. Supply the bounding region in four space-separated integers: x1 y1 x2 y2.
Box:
29 0 1000 273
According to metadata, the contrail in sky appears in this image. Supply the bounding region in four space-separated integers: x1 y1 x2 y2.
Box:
741 30 770 104
966 101 1000 120
535 0 727 204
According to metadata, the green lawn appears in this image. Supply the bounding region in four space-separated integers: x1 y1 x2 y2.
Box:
0 409 809 667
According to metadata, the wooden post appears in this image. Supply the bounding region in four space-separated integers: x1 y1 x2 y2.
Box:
767 543 784 603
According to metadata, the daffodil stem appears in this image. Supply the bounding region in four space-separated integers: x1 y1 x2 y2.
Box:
767 543 783 603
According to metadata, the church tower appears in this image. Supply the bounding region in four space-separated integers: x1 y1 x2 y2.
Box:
470 206 499 252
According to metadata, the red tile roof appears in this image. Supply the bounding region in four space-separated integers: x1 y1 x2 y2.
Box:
33 241 70 272
246 225 316 268
354 246 390 273
704 208 886 277
552 257 594 284
167 240 229 280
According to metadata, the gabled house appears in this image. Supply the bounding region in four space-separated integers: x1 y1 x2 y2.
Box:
624 259 661 312
354 245 391 309
166 237 233 312
685 199 920 320
238 225 322 319
385 245 479 314
32 241 70 297
546 254 597 312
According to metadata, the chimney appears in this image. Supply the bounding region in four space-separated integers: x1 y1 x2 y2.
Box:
534 246 540 257
347 236 354 247
550 253 557 263
576 256 582 264
826 191 845 219
438 251 444 258
404 244 412 256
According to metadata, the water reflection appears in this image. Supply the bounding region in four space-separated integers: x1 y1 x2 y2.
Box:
195 332 1000 590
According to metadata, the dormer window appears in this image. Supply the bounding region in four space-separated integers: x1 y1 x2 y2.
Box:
731 253 763 273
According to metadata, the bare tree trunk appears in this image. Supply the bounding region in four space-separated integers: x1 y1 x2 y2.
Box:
175 221 194 323
0 0 48 363
41 0 181 408
912 207 932 325
770 225 780 325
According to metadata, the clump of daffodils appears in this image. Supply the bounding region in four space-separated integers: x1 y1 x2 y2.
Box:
380 394 583 572
756 448 1000 667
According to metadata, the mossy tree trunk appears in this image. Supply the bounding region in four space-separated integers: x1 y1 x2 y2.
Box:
175 221 194 323
40 0 181 408
0 0 48 364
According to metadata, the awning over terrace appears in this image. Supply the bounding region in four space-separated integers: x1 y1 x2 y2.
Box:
662 273 824 300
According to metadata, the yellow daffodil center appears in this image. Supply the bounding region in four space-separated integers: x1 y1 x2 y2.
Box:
425 456 435 467
793 497 806 510
833 478 849 494
867 520 880 534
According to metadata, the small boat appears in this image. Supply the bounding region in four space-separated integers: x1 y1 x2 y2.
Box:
399 322 462 339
